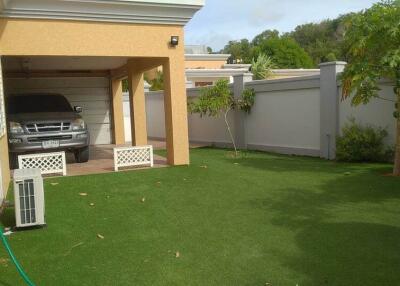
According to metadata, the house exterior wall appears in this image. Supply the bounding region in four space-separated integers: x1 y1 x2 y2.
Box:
0 19 184 58
0 58 9 200
0 16 191 194
0 135 10 199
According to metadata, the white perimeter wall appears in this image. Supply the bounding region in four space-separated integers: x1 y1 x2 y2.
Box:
245 86 321 155
124 89 233 145
123 72 396 157
339 81 396 146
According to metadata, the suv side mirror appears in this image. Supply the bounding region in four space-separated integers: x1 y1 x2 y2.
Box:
74 106 83 113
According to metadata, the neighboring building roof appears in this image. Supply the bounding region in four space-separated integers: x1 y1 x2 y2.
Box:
223 64 252 69
185 45 209 54
185 54 231 61
186 68 250 78
0 0 204 25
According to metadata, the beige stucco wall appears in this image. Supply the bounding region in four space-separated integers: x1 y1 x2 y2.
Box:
185 60 226 69
0 19 184 57
0 134 10 196
0 17 190 171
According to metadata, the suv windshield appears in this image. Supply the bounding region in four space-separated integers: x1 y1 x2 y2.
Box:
7 94 73 114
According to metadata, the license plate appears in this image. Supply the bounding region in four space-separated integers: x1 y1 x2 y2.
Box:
42 140 60 149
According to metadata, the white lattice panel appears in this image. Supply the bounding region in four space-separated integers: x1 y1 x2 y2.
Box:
114 146 154 171
18 152 67 176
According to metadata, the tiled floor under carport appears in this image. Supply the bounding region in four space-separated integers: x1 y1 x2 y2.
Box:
65 140 169 177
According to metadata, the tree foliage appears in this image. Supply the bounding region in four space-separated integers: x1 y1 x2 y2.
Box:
148 71 164 91
223 39 253 64
340 0 400 175
286 15 351 65
188 79 256 154
252 36 314 69
251 53 276 80
252 29 280 46
222 30 314 68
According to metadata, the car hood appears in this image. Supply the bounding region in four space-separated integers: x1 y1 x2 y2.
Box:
8 112 81 124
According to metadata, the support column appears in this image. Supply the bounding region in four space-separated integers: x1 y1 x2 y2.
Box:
232 73 253 149
127 60 148 146
163 57 190 165
111 78 125 145
319 61 347 159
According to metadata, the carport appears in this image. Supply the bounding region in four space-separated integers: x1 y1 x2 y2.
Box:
0 0 204 192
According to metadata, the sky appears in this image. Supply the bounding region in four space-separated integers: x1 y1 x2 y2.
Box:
185 0 378 51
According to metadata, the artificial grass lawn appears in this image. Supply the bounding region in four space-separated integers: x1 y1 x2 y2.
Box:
1 148 400 286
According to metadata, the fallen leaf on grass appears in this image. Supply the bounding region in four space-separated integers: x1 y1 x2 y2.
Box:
79 193 88 196
0 258 9 267
97 234 105 239
64 242 84 256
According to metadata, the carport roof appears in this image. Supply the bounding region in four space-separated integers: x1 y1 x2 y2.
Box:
0 0 204 25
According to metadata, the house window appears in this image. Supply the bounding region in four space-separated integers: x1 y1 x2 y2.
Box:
0 59 5 138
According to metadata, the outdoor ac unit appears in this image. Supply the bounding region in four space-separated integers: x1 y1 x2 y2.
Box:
13 168 45 228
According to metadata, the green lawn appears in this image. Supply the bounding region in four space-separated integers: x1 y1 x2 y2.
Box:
1 148 400 286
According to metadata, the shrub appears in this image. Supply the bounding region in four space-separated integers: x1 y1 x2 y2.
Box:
336 120 391 162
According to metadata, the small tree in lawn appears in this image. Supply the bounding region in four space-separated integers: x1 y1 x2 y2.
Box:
188 79 255 155
341 0 400 175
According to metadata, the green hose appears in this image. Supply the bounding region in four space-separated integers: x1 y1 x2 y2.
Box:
0 226 36 286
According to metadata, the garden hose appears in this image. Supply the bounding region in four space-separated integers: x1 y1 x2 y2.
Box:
0 226 36 286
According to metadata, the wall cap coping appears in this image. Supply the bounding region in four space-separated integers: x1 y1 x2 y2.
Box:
319 61 347 67
0 0 204 25
245 75 321 92
185 54 231 61
186 68 249 78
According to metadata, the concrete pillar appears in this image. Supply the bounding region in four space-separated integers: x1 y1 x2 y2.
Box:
319 61 347 159
163 56 190 165
111 78 125 145
232 72 253 149
127 60 148 146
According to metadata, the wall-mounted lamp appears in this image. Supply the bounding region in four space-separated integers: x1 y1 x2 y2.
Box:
170 36 179 47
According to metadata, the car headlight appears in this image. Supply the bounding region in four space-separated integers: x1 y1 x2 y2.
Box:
9 121 24 134
71 118 86 131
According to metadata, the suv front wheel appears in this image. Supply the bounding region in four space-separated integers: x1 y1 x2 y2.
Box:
74 146 90 163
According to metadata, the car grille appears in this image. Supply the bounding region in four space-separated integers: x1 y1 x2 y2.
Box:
27 135 73 142
25 122 71 133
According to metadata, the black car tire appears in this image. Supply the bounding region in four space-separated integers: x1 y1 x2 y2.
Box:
9 153 19 169
74 146 90 163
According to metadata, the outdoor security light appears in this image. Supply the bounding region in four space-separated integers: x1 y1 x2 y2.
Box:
170 36 179 46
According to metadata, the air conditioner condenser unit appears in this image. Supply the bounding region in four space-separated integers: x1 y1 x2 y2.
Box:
13 168 45 228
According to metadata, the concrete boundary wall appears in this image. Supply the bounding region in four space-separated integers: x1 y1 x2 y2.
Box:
123 62 396 159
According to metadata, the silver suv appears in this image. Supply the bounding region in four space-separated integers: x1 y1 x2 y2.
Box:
7 94 90 166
